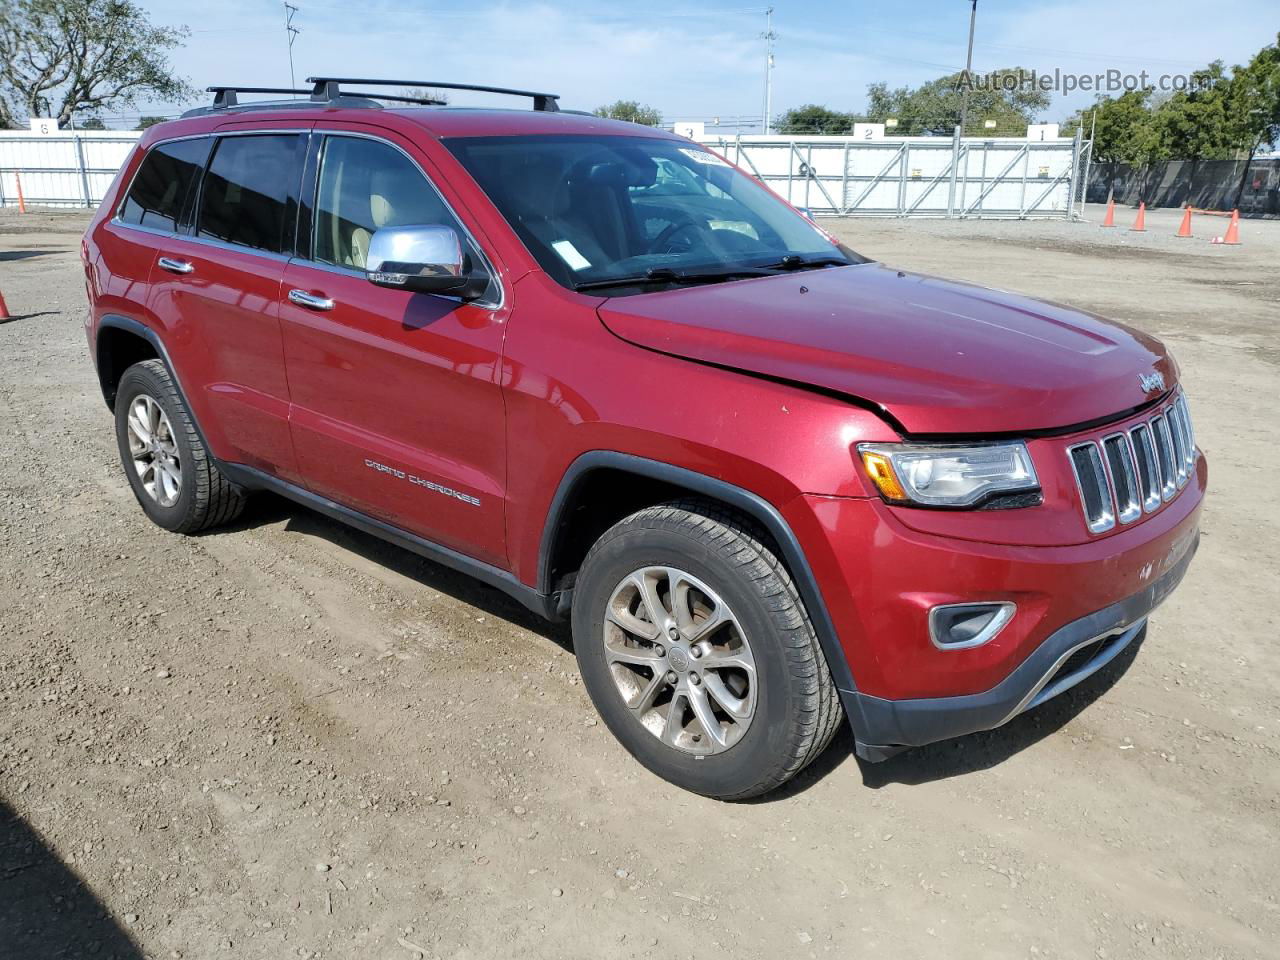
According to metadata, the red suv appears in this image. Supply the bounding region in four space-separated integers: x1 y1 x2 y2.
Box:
82 78 1205 798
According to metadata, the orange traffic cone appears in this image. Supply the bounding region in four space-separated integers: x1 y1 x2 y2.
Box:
1101 197 1116 227
0 289 10 321
1130 202 1146 232
1222 209 1241 245
1176 206 1193 238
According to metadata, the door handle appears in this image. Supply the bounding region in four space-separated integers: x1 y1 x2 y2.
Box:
288 289 335 312
157 257 194 275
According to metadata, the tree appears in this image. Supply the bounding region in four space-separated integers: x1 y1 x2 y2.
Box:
400 86 450 105
137 115 167 129
0 0 194 130
1064 90 1164 163
78 116 106 129
776 104 854 135
1154 61 1248 161
593 100 662 126
867 67 1049 136
1229 32 1280 154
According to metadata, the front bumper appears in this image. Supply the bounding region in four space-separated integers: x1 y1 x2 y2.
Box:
783 446 1204 760
846 534 1194 759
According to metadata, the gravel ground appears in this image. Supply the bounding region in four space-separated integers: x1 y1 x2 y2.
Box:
1 205 1277 960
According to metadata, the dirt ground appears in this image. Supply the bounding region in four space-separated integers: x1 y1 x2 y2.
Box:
1 203 1277 960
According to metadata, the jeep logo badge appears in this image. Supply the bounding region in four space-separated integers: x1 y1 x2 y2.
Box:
1139 371 1166 393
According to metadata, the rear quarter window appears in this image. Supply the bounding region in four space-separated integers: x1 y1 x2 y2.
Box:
118 138 212 232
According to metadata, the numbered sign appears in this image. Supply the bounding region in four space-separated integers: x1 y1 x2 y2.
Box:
29 118 58 135
853 123 885 141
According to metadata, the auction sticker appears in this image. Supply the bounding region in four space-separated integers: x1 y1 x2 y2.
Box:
679 148 730 167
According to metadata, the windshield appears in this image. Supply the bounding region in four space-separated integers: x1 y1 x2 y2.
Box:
444 134 864 294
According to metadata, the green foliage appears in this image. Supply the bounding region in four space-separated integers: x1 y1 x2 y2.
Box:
1064 90 1164 163
1065 35 1280 163
1229 32 1280 153
593 100 662 126
78 116 106 129
867 68 1050 136
1156 62 1242 161
776 104 854 135
137 115 167 130
0 0 194 129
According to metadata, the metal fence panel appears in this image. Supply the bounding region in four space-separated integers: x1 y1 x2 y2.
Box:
699 133 1085 218
0 131 139 208
1 129 1084 220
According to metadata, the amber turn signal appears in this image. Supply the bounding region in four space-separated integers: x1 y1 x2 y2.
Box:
859 450 908 502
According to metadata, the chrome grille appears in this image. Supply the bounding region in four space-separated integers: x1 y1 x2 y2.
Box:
1128 424 1162 513
1102 434 1142 524
1150 414 1177 501
1068 390 1197 534
1068 442 1113 533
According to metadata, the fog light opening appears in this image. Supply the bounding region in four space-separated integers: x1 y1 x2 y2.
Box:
929 602 1016 650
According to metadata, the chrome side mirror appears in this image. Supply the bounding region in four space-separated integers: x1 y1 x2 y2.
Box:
366 224 472 295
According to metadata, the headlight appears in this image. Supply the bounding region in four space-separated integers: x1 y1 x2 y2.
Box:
857 442 1039 507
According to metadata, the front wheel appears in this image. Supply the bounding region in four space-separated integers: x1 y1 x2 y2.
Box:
572 501 842 799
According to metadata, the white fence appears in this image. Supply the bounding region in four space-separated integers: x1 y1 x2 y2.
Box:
1 128 1089 220
697 132 1090 218
0 130 140 209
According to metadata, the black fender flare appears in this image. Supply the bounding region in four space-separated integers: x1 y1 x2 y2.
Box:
96 314 216 456
538 451 863 716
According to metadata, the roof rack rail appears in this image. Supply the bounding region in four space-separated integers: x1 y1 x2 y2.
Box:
207 86 312 108
182 83 449 119
307 77 560 112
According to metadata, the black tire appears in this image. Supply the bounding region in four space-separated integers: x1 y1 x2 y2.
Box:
572 499 843 800
114 359 246 533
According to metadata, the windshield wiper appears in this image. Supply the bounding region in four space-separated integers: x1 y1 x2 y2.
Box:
573 265 775 292
758 254 852 271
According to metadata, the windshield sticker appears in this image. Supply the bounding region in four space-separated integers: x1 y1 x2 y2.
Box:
708 220 760 240
678 148 730 167
552 240 592 271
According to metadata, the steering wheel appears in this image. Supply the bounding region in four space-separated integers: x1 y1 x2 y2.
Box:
648 217 709 255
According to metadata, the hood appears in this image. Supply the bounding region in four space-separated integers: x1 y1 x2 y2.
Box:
596 263 1176 435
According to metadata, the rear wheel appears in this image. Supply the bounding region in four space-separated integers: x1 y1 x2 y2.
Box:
114 359 246 533
572 500 842 799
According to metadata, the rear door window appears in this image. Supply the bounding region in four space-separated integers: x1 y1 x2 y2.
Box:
196 134 304 255
119 138 212 232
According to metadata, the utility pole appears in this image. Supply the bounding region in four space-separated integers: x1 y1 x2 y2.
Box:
958 0 977 137
761 7 776 135
284 2 301 92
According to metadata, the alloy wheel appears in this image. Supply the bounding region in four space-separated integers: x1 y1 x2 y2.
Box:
126 394 182 507
602 566 757 755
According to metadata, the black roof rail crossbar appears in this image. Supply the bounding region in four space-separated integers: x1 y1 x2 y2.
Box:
307 76 561 111
206 86 312 108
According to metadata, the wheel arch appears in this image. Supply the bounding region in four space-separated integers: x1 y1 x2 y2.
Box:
96 315 172 411
539 451 859 700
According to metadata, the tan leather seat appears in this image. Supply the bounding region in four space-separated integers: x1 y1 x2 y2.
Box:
349 181 396 269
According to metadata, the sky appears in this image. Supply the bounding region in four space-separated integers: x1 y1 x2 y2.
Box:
122 0 1274 128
